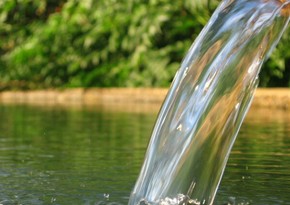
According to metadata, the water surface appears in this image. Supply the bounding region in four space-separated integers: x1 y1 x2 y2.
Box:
0 104 289 204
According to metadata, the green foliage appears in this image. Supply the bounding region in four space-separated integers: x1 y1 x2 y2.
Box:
0 0 289 89
260 28 290 87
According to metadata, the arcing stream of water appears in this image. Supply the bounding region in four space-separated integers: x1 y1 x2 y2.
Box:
128 0 290 205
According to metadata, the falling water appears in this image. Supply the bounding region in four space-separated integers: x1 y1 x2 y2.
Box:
128 0 289 205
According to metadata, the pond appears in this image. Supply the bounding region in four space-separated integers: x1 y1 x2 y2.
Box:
0 104 289 205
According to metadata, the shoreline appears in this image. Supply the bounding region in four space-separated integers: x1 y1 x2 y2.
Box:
0 88 289 110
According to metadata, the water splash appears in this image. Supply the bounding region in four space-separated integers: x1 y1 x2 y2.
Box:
129 0 289 204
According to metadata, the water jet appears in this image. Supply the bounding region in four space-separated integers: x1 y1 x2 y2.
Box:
129 0 290 204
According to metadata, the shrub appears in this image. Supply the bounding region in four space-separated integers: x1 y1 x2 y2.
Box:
0 0 289 89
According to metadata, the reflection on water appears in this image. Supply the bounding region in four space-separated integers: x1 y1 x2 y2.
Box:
217 108 290 205
0 105 155 205
0 104 289 204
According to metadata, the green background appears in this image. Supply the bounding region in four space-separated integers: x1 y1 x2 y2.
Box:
0 0 289 90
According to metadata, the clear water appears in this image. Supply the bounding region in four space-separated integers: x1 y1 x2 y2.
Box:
0 104 289 205
129 0 289 204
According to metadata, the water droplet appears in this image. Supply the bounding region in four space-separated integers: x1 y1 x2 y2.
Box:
103 193 110 200
235 103 240 110
51 197 56 203
138 199 150 205
188 198 201 205
177 124 183 131
183 66 189 77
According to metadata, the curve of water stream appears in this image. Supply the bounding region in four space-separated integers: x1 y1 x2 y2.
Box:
129 0 289 205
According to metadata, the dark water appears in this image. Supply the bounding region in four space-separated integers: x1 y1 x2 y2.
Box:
0 104 289 205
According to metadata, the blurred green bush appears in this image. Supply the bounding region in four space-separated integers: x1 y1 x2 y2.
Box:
0 0 289 89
